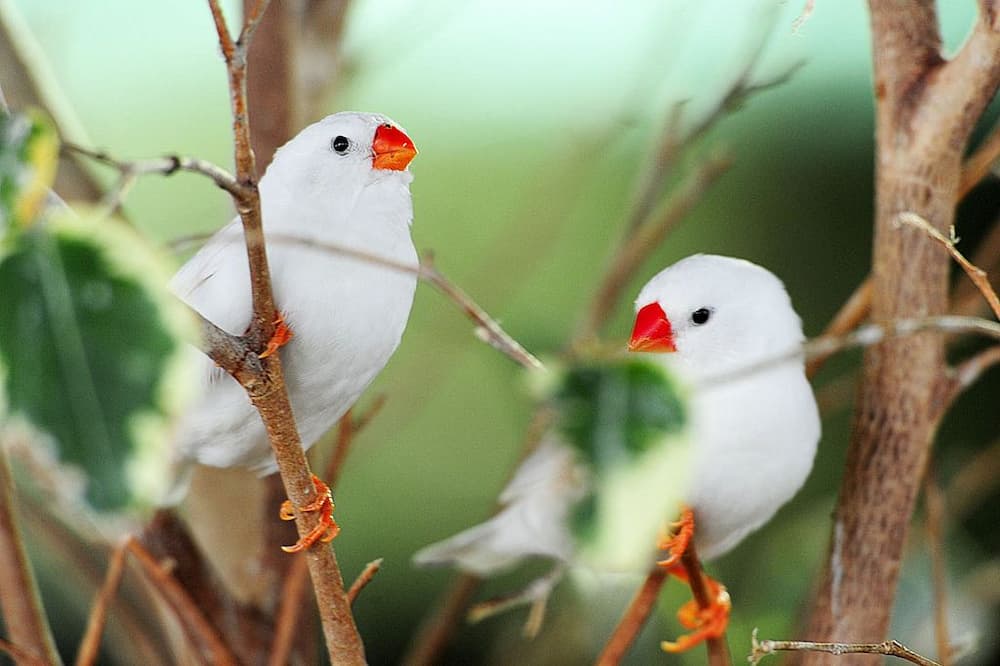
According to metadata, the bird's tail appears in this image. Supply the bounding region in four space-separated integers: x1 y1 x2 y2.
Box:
413 436 586 577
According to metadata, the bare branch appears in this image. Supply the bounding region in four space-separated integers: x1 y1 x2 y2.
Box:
0 638 48 666
0 443 60 666
806 276 873 377
239 0 273 44
678 545 730 665
895 212 1000 319
75 540 129 666
402 575 481 666
944 344 1000 404
347 559 383 606
595 568 668 665
206 0 236 63
62 142 246 200
923 470 951 666
580 154 732 340
960 115 1000 197
750 628 941 666
125 537 238 665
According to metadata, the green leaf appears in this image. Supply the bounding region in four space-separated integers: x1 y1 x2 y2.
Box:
555 358 686 468
552 357 691 572
0 209 196 510
0 110 59 233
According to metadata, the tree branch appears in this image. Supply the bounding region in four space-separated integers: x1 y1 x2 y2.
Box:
75 539 129 666
202 1 365 662
346 558 383 605
751 628 941 666
0 447 60 666
579 154 732 340
922 470 951 666
594 568 668 666
125 537 238 665
895 212 1000 319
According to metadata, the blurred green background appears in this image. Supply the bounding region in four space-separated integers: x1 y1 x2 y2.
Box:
9 0 999 663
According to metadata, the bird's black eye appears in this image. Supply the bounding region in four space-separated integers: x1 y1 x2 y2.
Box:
331 135 350 153
691 308 711 325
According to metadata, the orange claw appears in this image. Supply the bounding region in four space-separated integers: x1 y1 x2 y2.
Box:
259 312 294 359
660 572 731 653
657 506 695 569
280 475 341 553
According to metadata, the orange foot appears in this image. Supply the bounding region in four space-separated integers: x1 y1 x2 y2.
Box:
660 569 731 653
259 312 294 359
280 474 340 553
657 506 694 569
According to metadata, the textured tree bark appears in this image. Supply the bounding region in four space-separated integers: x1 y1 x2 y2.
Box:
795 3 1000 662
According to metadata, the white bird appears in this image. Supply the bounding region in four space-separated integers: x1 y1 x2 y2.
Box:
169 112 418 547
415 254 820 651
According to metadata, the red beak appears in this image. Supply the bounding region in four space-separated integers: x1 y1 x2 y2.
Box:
628 302 677 353
372 124 417 171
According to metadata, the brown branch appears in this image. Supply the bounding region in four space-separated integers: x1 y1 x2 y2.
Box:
952 215 1000 315
125 537 238 664
895 212 1000 319
401 574 482 666
798 2 1000 659
751 628 941 666
203 1 364 662
960 115 1000 197
0 445 60 666
680 546 730 665
347 558 383 605
62 142 246 200
580 154 732 340
75 540 129 666
805 276 872 377
923 470 951 666
595 568 667 665
943 343 1000 404
0 637 48 666
268 400 384 665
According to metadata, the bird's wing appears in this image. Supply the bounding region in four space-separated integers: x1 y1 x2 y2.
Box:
170 219 253 337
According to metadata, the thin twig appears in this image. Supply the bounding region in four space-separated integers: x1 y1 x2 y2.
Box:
750 628 941 666
580 154 732 340
62 142 246 200
402 575 481 666
0 637 48 666
347 559 383 606
923 469 951 666
0 443 60 666
945 344 1000 404
170 231 543 371
805 276 873 377
595 568 668 665
895 212 1000 319
75 539 129 666
960 115 1000 198
125 537 238 665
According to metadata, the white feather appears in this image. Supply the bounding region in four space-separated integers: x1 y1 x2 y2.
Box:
169 112 417 482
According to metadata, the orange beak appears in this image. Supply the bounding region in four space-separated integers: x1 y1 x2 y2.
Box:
628 302 677 353
372 124 417 171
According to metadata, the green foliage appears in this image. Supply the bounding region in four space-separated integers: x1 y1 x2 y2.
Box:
0 111 195 511
554 358 687 468
552 357 690 571
0 110 58 232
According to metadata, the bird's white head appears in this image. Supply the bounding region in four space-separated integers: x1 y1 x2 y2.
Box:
263 111 417 195
628 254 805 377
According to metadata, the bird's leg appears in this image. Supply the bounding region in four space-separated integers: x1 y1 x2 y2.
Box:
259 311 294 358
656 505 694 568
659 563 731 653
655 507 731 653
280 474 340 553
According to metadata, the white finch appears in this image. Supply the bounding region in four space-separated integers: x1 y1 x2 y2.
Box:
169 113 418 531
415 254 820 650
